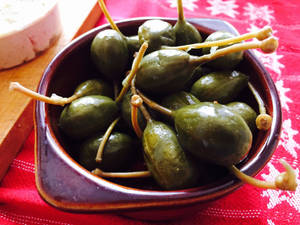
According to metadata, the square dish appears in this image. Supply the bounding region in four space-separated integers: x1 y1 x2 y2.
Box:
34 17 281 220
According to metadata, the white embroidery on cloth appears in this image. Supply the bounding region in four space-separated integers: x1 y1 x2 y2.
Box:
278 119 300 159
275 80 293 111
267 219 276 225
166 0 199 11
252 49 284 75
261 162 300 211
244 3 275 24
10 159 35 173
206 0 239 18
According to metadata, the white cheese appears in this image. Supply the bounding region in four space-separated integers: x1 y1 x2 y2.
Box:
0 0 62 70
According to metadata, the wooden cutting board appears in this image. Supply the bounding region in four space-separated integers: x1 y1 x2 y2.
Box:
0 0 102 180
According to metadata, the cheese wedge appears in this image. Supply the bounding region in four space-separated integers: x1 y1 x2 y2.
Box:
0 0 61 70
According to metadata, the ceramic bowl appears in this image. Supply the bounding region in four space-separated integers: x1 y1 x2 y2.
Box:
34 17 281 221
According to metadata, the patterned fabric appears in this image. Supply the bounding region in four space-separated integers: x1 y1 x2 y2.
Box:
0 0 299 224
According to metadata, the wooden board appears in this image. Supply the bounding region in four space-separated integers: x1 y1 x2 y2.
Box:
0 0 102 180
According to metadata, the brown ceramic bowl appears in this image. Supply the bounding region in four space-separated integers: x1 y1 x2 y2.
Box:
34 17 281 221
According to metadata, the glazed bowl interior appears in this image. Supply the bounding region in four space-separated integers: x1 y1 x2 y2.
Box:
35 17 281 213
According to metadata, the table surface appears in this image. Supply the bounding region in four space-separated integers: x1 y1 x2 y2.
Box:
0 0 100 180
0 0 299 225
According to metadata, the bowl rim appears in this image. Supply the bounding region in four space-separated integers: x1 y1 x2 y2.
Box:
34 17 282 212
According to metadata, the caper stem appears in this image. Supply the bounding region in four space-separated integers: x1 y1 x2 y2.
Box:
115 42 148 103
190 37 278 66
113 80 119 100
229 159 297 191
131 77 138 96
95 117 120 163
9 82 79 106
139 104 152 122
97 0 121 34
92 168 151 178
131 95 143 138
248 82 266 114
131 78 152 122
177 0 185 22
163 26 273 51
137 90 173 117
248 82 273 130
130 78 146 135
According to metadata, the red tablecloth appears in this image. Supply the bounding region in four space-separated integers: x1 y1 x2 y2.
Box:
1 0 299 224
